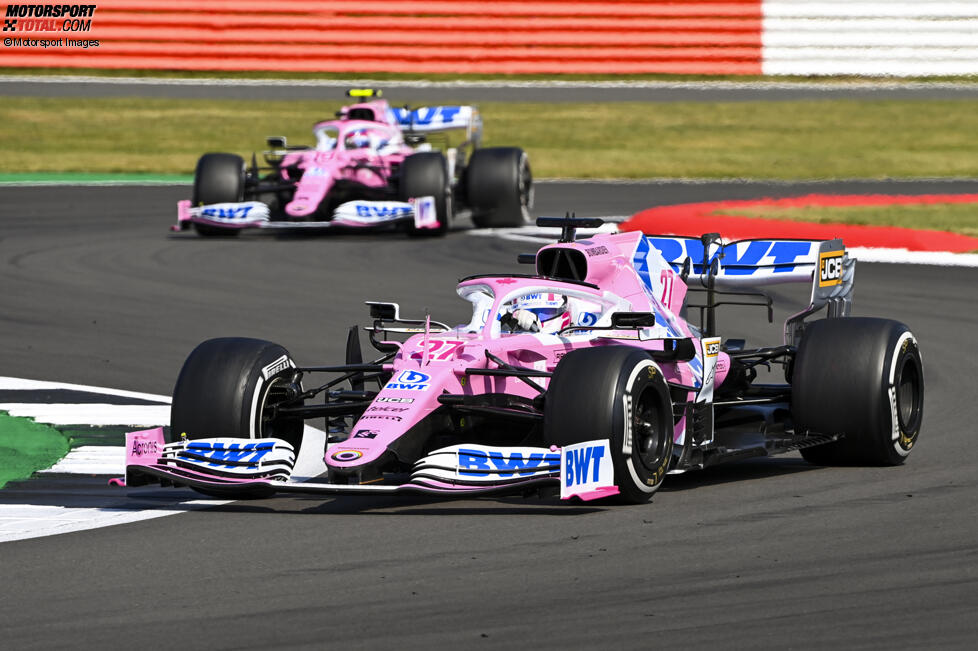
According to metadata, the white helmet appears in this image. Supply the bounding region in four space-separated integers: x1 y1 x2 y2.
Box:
514 293 570 332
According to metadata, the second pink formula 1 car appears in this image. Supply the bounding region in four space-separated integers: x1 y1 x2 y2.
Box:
174 90 532 237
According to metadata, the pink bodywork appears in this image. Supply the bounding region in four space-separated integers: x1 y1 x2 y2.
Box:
280 118 414 218
327 230 731 473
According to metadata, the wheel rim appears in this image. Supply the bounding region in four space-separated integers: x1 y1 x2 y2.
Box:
518 156 533 211
632 385 668 474
895 355 922 432
257 377 295 440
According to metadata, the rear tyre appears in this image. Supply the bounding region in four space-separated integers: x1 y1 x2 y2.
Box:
466 147 532 228
170 337 305 451
792 318 923 466
399 152 451 236
191 153 245 237
544 347 673 503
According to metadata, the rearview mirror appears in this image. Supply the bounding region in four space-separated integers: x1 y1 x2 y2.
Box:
366 301 399 320
611 312 656 328
266 136 287 148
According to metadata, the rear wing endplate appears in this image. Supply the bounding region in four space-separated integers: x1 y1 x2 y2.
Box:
784 239 856 345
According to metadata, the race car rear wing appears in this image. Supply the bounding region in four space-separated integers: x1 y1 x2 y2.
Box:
388 106 483 145
645 234 855 344
646 234 838 288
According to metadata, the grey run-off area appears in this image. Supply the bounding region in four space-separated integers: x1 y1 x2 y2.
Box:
4 74 978 102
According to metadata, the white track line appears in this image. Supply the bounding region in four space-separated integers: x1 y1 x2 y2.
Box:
0 378 328 543
0 502 229 544
0 376 171 403
39 446 123 475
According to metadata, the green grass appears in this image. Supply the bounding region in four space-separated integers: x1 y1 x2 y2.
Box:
2 96 978 178
0 412 69 489
713 202 978 238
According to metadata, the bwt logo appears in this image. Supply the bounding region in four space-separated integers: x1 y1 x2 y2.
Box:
647 237 814 275
387 369 431 391
578 312 598 327
819 251 844 287
355 204 411 218
564 445 606 487
391 106 463 126
185 441 274 467
458 449 560 478
201 205 253 220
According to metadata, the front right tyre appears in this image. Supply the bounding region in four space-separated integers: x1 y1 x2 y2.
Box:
170 337 305 450
544 347 673 503
191 152 246 237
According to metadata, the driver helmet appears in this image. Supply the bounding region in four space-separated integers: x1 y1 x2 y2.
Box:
345 128 372 149
514 293 571 332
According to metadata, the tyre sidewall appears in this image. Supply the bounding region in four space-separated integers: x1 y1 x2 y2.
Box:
880 330 923 462
611 357 674 502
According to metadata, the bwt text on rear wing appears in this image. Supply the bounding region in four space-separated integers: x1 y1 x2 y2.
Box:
388 105 483 145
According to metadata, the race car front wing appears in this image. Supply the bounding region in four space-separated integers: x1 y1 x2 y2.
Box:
122 428 619 502
173 196 439 232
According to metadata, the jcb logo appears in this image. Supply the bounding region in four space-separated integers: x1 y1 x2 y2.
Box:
819 251 844 287
705 342 720 357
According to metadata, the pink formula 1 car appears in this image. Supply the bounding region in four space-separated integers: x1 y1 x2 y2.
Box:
173 90 532 237
128 217 924 503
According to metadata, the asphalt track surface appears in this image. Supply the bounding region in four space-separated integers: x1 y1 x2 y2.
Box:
2 182 978 648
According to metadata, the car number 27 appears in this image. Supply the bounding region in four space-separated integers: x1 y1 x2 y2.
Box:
410 340 465 361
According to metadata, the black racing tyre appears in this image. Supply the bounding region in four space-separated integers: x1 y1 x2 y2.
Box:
170 337 305 451
544 347 673 503
191 153 245 237
399 152 451 236
792 318 924 466
465 147 533 228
